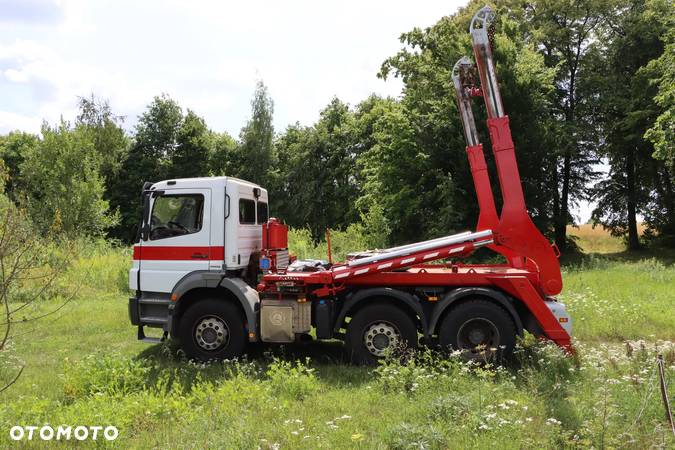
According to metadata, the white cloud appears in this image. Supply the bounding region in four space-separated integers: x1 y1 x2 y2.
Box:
0 111 41 133
0 0 466 135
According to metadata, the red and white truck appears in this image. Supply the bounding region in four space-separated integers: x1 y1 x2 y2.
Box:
128 6 572 363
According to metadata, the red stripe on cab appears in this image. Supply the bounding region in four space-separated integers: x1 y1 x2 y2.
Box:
132 246 225 261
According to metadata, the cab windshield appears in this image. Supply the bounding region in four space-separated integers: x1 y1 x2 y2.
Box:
150 194 204 240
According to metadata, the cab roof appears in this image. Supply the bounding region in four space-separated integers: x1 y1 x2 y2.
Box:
151 176 265 191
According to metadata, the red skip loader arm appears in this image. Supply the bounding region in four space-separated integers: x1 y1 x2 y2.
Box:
453 6 563 296
452 57 520 267
259 6 572 352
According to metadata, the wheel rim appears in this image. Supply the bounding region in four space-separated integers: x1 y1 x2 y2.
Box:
364 321 400 357
456 317 500 355
194 316 229 351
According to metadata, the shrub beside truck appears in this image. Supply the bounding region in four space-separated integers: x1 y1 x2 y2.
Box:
128 6 573 363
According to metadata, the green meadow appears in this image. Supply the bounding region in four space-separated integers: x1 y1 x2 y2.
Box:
1 229 674 449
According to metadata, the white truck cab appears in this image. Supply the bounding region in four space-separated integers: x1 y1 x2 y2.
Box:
129 176 273 351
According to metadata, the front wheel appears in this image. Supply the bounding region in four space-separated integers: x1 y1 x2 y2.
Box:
345 303 418 365
178 299 246 361
438 299 516 362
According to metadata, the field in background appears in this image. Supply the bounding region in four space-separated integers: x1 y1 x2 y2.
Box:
567 223 647 254
0 229 674 448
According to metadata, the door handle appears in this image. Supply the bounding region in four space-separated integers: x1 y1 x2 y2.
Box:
191 253 208 259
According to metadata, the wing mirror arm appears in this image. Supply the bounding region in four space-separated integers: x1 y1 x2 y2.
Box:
139 188 165 241
141 193 151 241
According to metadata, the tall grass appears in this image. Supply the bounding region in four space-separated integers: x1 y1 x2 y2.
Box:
562 257 675 341
65 238 131 296
0 230 674 448
288 225 373 262
2 341 673 448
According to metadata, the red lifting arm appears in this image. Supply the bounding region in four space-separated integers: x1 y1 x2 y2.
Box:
453 6 563 296
452 57 520 268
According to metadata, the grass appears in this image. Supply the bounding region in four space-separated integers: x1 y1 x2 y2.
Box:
562 258 675 341
1 231 674 449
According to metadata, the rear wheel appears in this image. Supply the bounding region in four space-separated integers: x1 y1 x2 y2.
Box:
345 303 418 365
438 299 516 362
178 299 246 361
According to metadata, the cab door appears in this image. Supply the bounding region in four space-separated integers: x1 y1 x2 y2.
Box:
138 188 212 293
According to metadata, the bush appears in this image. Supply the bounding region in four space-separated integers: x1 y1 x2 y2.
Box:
65 238 131 296
62 353 151 402
375 358 434 395
19 120 118 237
385 422 445 450
428 393 472 421
265 358 318 400
287 222 387 262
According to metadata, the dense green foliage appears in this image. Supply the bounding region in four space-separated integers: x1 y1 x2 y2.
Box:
0 0 673 249
645 19 675 166
110 95 214 240
19 120 118 236
591 0 674 248
237 80 276 188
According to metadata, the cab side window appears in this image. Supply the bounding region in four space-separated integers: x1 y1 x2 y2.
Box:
239 199 256 224
257 201 268 224
150 194 204 240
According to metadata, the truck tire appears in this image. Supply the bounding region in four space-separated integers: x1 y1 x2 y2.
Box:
178 299 246 361
438 299 516 362
345 303 418 365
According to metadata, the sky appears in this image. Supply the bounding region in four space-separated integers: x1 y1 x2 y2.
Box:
0 0 596 222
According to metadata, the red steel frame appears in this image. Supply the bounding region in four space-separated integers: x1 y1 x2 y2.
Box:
258 7 572 351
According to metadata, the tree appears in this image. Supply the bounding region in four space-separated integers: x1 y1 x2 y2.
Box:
0 132 39 200
170 110 212 179
0 167 70 393
237 81 275 187
645 23 675 167
378 1 558 243
360 202 391 249
642 4 675 241
75 95 129 190
525 0 610 251
591 0 672 249
357 99 456 243
274 98 363 240
19 121 117 237
274 123 313 229
210 132 238 176
109 95 183 241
